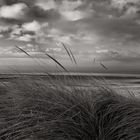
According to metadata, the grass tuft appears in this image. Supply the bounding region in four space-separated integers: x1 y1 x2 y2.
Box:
0 78 139 140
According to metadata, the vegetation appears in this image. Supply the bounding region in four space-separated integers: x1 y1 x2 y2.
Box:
0 77 139 140
0 44 139 139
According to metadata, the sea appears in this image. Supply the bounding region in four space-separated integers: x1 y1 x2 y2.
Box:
0 72 139 96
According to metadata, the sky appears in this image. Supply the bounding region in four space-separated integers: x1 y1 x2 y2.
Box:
0 0 140 74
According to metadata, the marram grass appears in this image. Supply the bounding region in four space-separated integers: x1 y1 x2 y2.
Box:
0 77 139 140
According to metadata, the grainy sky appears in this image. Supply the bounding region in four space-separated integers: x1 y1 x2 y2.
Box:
0 0 140 73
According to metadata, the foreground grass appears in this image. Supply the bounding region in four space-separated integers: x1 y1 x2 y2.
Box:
0 77 140 140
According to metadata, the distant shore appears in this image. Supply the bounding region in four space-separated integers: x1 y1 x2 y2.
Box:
0 73 140 80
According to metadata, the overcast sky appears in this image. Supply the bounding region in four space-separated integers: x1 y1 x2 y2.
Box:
0 0 140 74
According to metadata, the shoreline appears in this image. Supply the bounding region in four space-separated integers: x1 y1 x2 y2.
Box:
0 73 139 80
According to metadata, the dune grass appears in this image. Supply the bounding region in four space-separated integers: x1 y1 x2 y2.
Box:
0 44 138 140
0 77 139 140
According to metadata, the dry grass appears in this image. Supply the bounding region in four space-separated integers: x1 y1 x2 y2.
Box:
0 77 139 140
0 44 138 139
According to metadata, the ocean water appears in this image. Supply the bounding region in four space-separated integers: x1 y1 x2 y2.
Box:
0 73 139 96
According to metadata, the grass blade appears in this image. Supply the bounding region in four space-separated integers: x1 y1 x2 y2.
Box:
69 49 77 65
100 62 108 70
15 45 30 57
16 45 51 75
62 43 73 63
45 53 68 72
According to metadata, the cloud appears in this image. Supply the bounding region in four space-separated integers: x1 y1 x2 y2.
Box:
0 0 93 23
9 24 35 42
58 0 93 21
96 48 140 63
0 24 17 38
46 47 62 53
22 44 41 52
60 10 84 21
0 24 10 33
111 0 129 10
0 0 4 5
0 34 4 38
10 25 21 35
35 0 92 21
63 0 82 10
78 32 100 44
35 0 57 11
0 3 27 19
60 9 93 21
111 0 140 9
96 49 109 54
0 0 60 22
7 20 49 42
22 20 42 32
110 0 140 18
55 36 72 45
10 31 34 42
16 34 34 42
22 20 48 34
47 29 72 45
121 6 139 18
6 44 43 57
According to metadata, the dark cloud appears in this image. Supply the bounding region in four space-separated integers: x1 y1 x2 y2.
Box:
1 0 35 6
1 0 140 43
0 0 60 24
2 0 18 5
1 0 140 20
0 18 26 24
27 7 61 22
